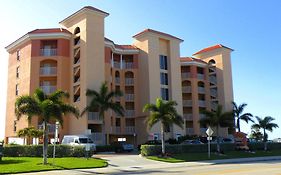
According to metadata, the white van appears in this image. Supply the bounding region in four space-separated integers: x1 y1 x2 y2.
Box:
62 135 96 151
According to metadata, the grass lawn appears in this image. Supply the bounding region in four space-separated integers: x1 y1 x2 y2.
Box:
147 149 281 163
0 157 107 174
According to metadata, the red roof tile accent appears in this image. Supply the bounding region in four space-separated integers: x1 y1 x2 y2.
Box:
193 44 233 55
115 45 138 50
133 29 183 41
28 28 71 34
180 57 206 64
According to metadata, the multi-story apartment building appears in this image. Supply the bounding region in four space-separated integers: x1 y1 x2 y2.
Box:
4 6 233 145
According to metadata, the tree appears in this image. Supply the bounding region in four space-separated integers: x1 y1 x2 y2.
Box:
232 102 254 132
199 105 233 153
81 82 124 144
15 88 79 164
251 116 279 151
17 127 43 145
249 127 264 142
143 98 183 155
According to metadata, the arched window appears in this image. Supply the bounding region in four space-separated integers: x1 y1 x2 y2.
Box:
208 59 216 65
74 27 80 35
198 81 205 88
125 71 134 78
182 80 191 87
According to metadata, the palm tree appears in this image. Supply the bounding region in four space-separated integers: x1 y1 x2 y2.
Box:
17 127 43 145
232 102 253 132
81 82 124 144
15 88 79 165
143 98 183 155
251 116 279 151
249 127 263 142
199 105 233 153
17 127 29 145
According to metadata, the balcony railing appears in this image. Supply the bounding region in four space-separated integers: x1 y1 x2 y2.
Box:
125 78 134 85
38 123 55 133
88 132 103 142
124 62 134 69
182 86 191 93
125 110 135 117
198 87 205 94
88 112 102 122
40 67 57 75
197 73 204 80
198 100 206 107
211 103 218 110
186 128 194 135
182 100 192 107
210 89 217 97
114 126 121 133
115 77 120 84
181 72 191 79
113 62 120 69
183 114 192 121
125 94 134 101
125 126 135 134
40 85 56 94
40 48 57 56
209 76 217 84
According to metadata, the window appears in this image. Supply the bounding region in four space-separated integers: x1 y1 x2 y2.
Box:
159 55 168 70
161 88 169 100
13 120 17 132
160 72 168 85
16 50 20 61
16 66 20 78
15 84 19 96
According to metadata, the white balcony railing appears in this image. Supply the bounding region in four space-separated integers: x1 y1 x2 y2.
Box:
125 126 135 134
88 112 102 122
125 94 134 101
210 89 217 97
40 67 57 75
186 128 194 135
183 114 193 121
125 78 134 85
182 100 192 107
198 100 206 107
209 76 217 84
124 62 134 69
40 49 57 56
125 110 135 117
40 85 56 94
181 72 191 79
198 87 205 94
182 86 191 93
197 74 204 80
113 62 120 69
115 126 121 133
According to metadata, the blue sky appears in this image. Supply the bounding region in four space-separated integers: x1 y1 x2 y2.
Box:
0 0 281 139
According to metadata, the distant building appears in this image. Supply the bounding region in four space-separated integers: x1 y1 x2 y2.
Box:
4 6 234 145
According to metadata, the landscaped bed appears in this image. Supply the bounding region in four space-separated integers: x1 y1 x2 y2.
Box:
147 149 281 163
0 157 107 174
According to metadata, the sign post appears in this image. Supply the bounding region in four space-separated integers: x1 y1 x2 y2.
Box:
206 126 214 159
53 121 59 165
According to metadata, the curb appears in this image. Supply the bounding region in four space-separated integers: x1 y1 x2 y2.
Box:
201 156 281 164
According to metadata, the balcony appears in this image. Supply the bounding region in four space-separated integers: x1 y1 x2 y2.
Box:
125 94 134 101
113 62 120 69
183 114 192 121
40 85 56 94
198 87 205 94
88 112 102 122
124 62 134 69
186 128 194 135
40 49 57 56
210 89 217 97
38 123 56 134
197 73 204 80
115 77 120 84
125 78 134 85
125 110 135 117
181 72 191 79
113 126 121 134
211 103 218 110
209 76 217 84
125 126 135 134
88 132 103 142
198 100 206 107
40 67 57 76
182 100 192 107
182 86 191 93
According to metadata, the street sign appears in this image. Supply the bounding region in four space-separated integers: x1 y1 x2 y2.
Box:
207 137 212 141
206 127 214 136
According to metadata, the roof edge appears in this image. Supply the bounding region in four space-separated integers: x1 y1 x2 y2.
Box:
133 28 183 42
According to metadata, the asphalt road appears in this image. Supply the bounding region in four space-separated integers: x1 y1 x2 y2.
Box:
18 153 281 175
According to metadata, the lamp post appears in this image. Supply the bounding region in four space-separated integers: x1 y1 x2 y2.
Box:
53 121 59 165
206 126 214 159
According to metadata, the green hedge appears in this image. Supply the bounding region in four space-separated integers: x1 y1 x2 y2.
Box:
141 143 281 156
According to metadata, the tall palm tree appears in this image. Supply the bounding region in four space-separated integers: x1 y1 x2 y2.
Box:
232 102 253 132
199 105 233 153
251 116 279 151
81 82 124 144
143 98 183 155
15 88 79 165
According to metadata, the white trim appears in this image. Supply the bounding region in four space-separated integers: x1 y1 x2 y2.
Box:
6 33 72 52
104 41 139 54
181 61 207 67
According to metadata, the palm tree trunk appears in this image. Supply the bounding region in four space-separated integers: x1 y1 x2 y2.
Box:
43 121 48 165
237 118 240 132
263 129 267 151
216 126 220 153
161 122 165 155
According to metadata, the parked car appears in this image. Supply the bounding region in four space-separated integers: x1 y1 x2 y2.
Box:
181 139 204 145
61 135 96 151
111 141 134 153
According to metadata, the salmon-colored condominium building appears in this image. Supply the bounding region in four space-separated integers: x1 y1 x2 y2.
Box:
4 6 234 145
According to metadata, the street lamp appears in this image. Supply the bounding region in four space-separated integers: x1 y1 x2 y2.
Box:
53 121 59 165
